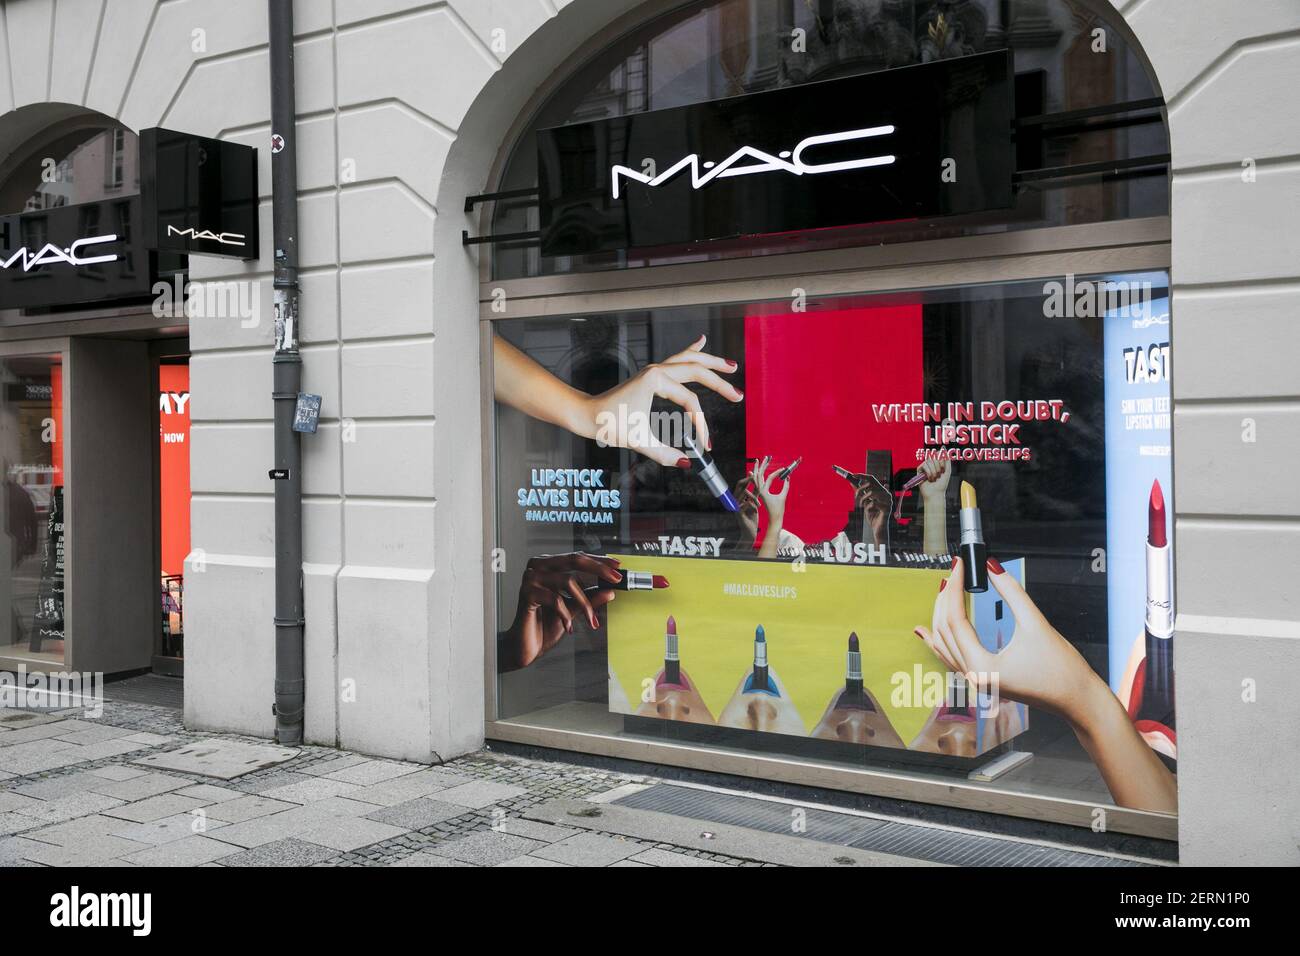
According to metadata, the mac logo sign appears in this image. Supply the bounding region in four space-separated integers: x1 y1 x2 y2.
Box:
611 126 897 199
166 225 246 247
538 50 1013 257
142 127 259 260
0 234 120 272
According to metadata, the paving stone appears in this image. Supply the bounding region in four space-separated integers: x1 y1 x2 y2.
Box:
123 835 241 867
531 832 643 867
307 796 382 818
0 712 63 728
610 859 651 867
202 806 331 848
387 851 472 867
18 832 151 865
294 754 371 777
88 772 191 801
204 795 300 823
103 793 207 823
52 726 136 746
257 777 363 804
0 721 78 744
295 816 407 852
0 790 43 813
233 770 316 794
108 812 228 845
0 811 38 836
364 798 469 830
493 817 582 844
494 855 572 867
0 836 48 865
433 780 526 809
124 733 175 746
323 759 421 786
13 790 125 824
9 771 105 800
132 738 295 779
630 848 730 867
175 784 245 803
87 765 150 781
348 769 474 806
427 831 545 866
76 739 154 761
217 838 337 867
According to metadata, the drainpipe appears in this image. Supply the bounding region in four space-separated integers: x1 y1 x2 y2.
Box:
269 0 304 746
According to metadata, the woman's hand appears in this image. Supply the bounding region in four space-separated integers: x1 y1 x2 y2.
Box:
914 558 1097 720
916 457 951 502
752 456 790 521
582 334 743 467
914 558 1177 813
735 473 762 544
503 553 622 669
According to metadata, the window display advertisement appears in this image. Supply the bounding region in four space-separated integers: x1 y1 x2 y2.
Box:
493 274 1177 818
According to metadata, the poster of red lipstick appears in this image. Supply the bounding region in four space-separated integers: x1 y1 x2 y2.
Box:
1104 293 1175 768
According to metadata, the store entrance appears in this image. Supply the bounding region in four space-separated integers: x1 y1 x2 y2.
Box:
154 344 190 676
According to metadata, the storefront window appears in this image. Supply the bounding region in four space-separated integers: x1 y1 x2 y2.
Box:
0 355 66 666
490 273 1176 816
493 0 1169 280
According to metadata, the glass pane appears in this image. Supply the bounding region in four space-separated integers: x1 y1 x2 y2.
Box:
1 355 66 666
493 0 1169 280
490 272 1177 816
160 362 190 660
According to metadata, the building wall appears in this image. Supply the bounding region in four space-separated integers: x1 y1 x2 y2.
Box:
0 0 1295 863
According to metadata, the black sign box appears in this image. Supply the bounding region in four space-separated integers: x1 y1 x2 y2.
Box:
539 51 1014 257
141 127 259 260
0 196 156 310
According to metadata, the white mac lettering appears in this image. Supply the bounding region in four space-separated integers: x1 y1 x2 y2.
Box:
0 234 120 272
167 225 246 247
611 125 897 199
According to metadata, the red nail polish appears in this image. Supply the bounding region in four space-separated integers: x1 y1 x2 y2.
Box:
914 628 926 640
939 579 947 592
950 556 959 570
676 458 691 469
987 557 1005 575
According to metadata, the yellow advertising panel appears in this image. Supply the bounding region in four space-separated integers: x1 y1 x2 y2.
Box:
606 554 1027 755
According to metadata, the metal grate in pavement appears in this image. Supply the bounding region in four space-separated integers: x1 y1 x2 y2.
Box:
103 674 184 710
615 783 1148 867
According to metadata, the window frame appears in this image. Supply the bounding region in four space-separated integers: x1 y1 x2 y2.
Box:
474 0 1175 840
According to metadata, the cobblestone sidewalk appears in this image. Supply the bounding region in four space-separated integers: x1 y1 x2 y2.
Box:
0 699 768 867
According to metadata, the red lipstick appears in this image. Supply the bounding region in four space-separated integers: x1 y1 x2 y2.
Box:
588 571 670 592
1135 478 1176 768
1148 478 1167 548
663 615 680 686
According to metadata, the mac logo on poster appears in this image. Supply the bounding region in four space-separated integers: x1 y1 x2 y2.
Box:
0 234 120 272
166 225 246 247
611 126 897 199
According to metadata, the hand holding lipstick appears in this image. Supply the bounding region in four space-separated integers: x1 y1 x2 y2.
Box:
582 334 743 468
914 558 1176 813
502 552 623 670
751 456 792 559
915 558 1095 716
